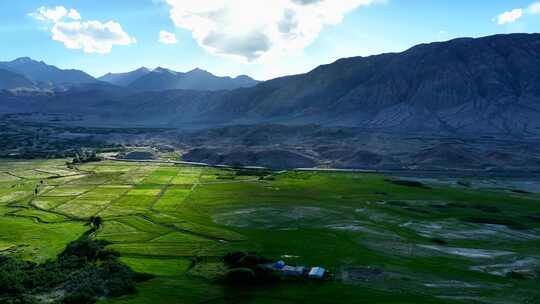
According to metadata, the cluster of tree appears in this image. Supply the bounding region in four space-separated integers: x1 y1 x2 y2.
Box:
0 238 152 304
69 150 102 165
33 181 44 196
0 130 120 160
222 252 280 285
87 216 103 231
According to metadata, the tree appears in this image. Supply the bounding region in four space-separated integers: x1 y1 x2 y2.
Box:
88 216 103 230
224 268 256 284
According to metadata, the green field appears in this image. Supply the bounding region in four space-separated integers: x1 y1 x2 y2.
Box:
1 159 539 303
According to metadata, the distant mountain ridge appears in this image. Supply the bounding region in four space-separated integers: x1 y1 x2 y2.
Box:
98 67 151 86
0 58 259 92
0 57 97 88
3 33 540 137
123 67 259 92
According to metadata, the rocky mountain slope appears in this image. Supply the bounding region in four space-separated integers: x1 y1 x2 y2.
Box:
206 33 540 135
0 69 35 90
182 148 316 169
101 33 540 136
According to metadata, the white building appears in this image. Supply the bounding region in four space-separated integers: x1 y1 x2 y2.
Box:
282 265 306 277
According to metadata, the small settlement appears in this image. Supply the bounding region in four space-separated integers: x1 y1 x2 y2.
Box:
270 260 327 280
222 252 329 283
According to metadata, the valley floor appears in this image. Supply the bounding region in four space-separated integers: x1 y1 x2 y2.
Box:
0 159 539 303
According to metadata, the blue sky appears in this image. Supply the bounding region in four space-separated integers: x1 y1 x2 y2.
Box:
1 0 539 80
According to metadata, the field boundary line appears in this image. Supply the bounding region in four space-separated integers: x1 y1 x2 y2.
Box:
3 171 24 180
26 197 87 222
33 169 61 178
93 185 134 217
177 170 203 209
149 185 170 211
49 183 104 213
139 214 242 243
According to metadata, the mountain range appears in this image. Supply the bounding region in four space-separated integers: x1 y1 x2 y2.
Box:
0 57 96 89
98 67 151 87
99 67 259 91
2 33 540 137
0 58 259 92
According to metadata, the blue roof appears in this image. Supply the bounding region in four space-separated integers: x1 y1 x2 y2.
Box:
309 267 326 278
274 260 286 269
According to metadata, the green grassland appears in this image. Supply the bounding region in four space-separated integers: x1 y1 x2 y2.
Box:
0 159 539 303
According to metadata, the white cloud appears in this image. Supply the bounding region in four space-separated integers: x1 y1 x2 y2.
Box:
527 2 540 14
30 6 66 22
31 6 135 54
164 0 382 62
159 30 178 44
497 8 523 24
51 21 136 54
497 2 540 25
68 9 81 20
